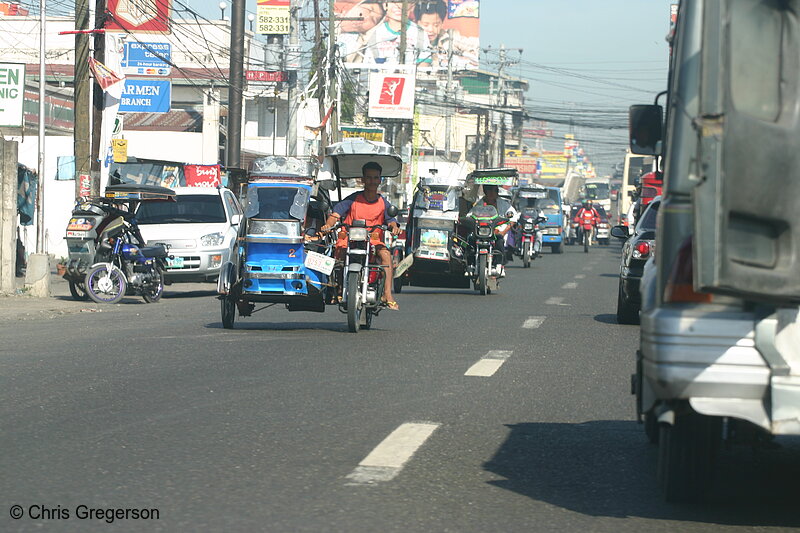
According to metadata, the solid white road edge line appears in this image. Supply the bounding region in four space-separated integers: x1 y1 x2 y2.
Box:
346 422 441 485
465 350 513 377
522 316 546 329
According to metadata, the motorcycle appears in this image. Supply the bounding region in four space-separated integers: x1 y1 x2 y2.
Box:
335 210 398 333
456 204 508 295
84 213 170 304
64 184 175 303
576 210 596 253
517 208 547 268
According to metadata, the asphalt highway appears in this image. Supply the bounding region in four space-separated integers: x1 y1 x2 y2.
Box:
3 241 800 532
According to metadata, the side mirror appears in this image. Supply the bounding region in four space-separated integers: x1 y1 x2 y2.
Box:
505 210 515 219
387 204 399 218
629 104 663 156
611 225 630 239
538 216 548 224
230 213 242 225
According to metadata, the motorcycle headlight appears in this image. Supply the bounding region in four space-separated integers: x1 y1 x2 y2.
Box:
476 225 492 238
349 227 369 241
200 232 225 247
524 223 534 230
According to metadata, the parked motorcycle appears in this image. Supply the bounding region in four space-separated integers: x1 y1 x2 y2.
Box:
64 184 175 304
456 204 508 295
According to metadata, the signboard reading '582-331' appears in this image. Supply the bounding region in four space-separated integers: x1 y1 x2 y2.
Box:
0 63 24 127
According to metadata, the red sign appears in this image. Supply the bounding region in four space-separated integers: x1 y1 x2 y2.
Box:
504 157 539 175
106 0 171 33
246 70 288 82
184 165 221 187
78 174 92 198
379 77 405 105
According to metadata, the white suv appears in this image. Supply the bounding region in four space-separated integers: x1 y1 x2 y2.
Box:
137 187 242 283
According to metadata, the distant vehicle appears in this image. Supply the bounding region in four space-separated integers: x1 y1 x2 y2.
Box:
583 179 611 212
594 205 611 245
137 187 243 283
611 197 659 324
618 152 655 231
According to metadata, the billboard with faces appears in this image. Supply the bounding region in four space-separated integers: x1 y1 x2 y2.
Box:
335 0 480 70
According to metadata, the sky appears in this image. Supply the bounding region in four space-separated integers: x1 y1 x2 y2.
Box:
479 0 675 174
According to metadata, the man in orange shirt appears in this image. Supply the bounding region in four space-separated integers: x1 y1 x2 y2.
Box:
322 162 401 309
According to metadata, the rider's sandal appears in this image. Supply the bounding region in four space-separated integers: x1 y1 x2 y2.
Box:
383 300 400 311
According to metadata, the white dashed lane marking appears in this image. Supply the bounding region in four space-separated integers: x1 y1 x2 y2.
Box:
562 282 578 289
545 296 568 306
465 350 514 377
345 423 441 485
582 266 593 271
574 274 586 279
522 316 546 329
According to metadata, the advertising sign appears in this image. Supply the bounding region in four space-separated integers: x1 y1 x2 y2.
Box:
0 63 24 127
368 72 416 120
112 139 128 162
119 79 171 113
106 0 171 33
504 157 539 175
121 42 171 76
334 0 480 69
245 70 288 82
341 125 385 142
184 164 222 187
256 0 290 34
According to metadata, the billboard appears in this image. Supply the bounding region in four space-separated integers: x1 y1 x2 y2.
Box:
119 79 171 113
106 0 171 33
335 0 479 69
0 63 24 127
368 72 416 120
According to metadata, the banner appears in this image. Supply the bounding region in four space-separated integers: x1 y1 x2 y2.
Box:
341 125 385 142
335 0 479 69
185 164 222 187
368 72 416 120
106 0 171 33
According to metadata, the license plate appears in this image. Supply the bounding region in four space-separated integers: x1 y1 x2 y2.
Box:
66 231 88 238
167 257 184 269
304 250 335 275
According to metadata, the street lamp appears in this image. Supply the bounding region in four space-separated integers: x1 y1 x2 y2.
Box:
248 13 255 32
219 1 227 20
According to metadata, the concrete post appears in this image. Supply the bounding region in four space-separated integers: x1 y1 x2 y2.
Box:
0 139 18 294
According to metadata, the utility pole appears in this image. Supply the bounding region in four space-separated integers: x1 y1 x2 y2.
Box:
328 0 338 144
498 45 507 168
73 0 90 200
399 0 409 64
89 0 106 195
286 0 299 155
227 0 245 169
444 29 454 160
36 0 46 253
312 0 326 158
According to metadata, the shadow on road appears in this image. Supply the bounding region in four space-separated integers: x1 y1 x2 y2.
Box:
593 313 618 325
483 421 800 527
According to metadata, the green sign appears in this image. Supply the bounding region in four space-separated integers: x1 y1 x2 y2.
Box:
474 176 515 186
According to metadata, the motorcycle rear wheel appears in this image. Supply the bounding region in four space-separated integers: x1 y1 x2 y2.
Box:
85 264 127 304
142 266 164 303
68 280 90 301
347 270 362 333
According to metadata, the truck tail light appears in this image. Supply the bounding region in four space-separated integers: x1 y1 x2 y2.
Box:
664 236 713 303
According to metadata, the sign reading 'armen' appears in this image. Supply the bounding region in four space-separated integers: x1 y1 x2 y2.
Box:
0 62 24 127
118 79 171 113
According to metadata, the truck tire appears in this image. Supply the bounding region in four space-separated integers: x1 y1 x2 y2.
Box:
658 411 721 503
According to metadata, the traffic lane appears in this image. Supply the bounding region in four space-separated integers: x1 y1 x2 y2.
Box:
309 248 800 532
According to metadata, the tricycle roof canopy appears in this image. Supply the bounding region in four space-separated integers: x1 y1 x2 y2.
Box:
104 183 176 201
250 156 316 179
325 138 403 179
